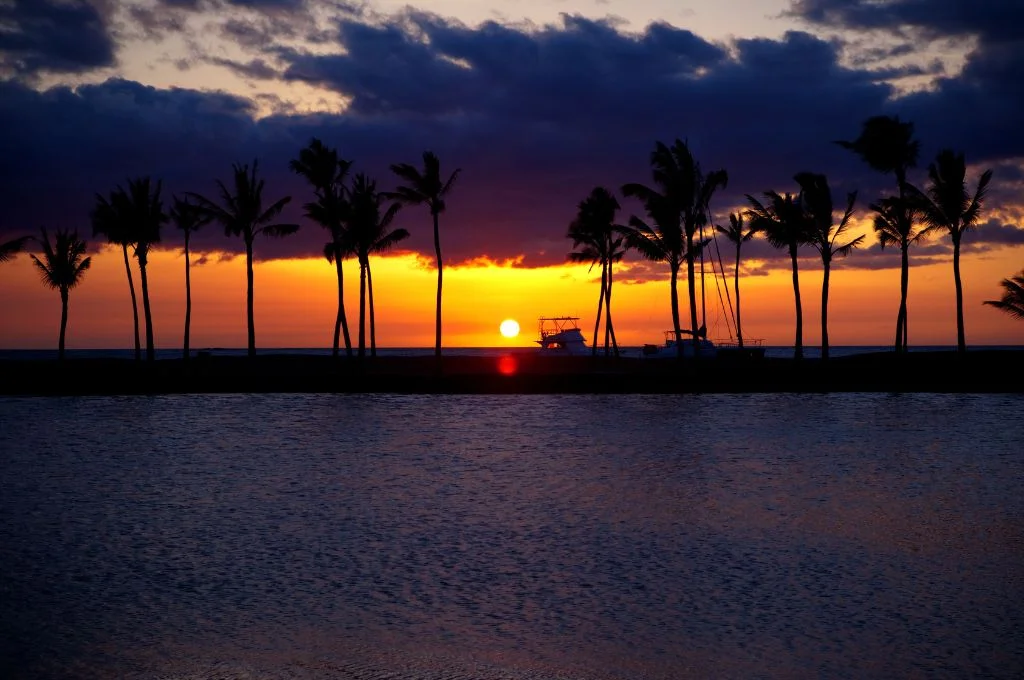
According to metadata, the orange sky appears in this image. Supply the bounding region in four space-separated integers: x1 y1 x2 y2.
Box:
1 241 1021 350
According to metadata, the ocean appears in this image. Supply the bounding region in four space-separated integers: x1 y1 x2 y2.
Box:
1 393 1022 678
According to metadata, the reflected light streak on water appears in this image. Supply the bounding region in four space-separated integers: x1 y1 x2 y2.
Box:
0 393 1022 679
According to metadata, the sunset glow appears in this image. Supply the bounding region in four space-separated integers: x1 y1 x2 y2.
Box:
500 319 521 339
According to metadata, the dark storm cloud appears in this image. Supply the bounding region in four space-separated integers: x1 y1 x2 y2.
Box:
0 9 1021 271
0 0 116 77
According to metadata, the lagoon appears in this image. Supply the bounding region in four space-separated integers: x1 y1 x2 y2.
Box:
1 393 1022 678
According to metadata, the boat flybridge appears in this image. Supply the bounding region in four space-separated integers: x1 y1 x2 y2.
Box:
536 317 590 355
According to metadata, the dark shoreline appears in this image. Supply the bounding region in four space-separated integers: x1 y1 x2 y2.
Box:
1 350 1021 395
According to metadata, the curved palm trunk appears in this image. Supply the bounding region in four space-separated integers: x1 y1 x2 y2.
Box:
433 211 443 358
336 253 353 357
606 259 618 357
896 245 909 353
686 237 699 350
592 265 605 356
58 288 69 361
358 258 367 358
734 242 743 349
138 248 156 362
122 244 141 361
368 260 377 357
245 237 256 358
952 234 966 353
671 261 683 360
790 244 803 360
183 232 192 360
821 258 831 361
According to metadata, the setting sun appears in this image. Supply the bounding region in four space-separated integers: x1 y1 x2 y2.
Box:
499 319 520 338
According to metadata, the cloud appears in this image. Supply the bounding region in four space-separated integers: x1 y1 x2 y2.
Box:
0 0 117 78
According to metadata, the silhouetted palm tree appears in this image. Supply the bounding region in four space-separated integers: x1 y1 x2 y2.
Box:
124 178 166 362
567 187 626 356
621 185 688 358
290 139 355 357
31 228 91 360
0 235 30 263
984 270 1024 320
746 191 813 359
871 195 927 350
91 191 141 361
189 160 299 358
348 174 408 357
715 213 760 349
907 150 993 353
794 172 863 361
837 115 920 352
170 196 210 360
626 140 726 353
387 151 461 358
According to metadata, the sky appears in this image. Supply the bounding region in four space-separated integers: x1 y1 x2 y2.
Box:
0 0 1022 349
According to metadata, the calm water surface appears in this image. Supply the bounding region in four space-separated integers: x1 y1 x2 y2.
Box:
1 394 1021 679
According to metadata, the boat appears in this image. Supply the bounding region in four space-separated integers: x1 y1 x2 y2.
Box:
643 329 717 359
536 316 590 355
714 338 767 360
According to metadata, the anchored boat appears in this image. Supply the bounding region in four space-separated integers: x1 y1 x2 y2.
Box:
536 317 590 355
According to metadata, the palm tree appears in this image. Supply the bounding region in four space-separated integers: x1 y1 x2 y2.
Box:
714 213 760 348
31 228 91 360
567 187 626 356
91 191 141 361
0 235 30 263
347 173 409 357
188 160 299 358
170 196 211 360
621 185 688 358
290 138 354 357
746 190 813 359
870 195 927 350
837 115 920 352
984 270 1024 320
794 173 863 361
907 150 993 353
387 151 461 358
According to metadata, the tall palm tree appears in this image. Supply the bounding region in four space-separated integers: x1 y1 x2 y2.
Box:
348 173 408 357
31 228 91 360
746 190 813 359
794 172 863 361
715 213 760 349
170 196 211 360
837 115 920 352
907 150 993 353
870 195 927 350
290 138 354 357
188 160 299 358
0 235 30 263
567 187 626 356
621 185 688 358
387 152 461 358
91 191 141 361
984 270 1024 320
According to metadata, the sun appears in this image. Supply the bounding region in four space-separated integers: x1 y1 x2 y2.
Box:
499 319 520 338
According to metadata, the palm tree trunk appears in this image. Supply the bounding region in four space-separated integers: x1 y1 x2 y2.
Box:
122 244 141 361
592 265 605 356
183 233 191 361
245 237 256 358
603 265 611 356
433 211 443 358
953 234 966 353
671 261 683 359
790 245 803 360
606 259 618 357
368 259 377 357
896 245 909 353
333 251 353 358
686 235 699 350
138 248 156 362
58 288 68 361
821 258 831 361
734 243 743 349
358 258 367 358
